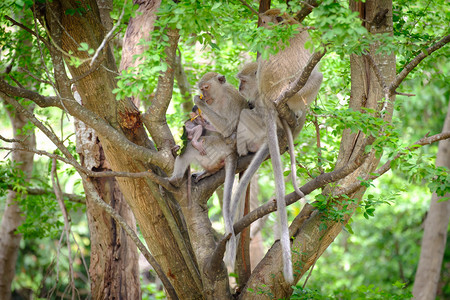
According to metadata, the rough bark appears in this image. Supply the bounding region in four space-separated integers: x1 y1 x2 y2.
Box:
72 1 161 297
75 112 141 299
44 1 201 298
412 102 450 300
0 103 36 300
240 1 396 298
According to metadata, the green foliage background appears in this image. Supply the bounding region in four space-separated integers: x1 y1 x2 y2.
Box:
0 0 449 299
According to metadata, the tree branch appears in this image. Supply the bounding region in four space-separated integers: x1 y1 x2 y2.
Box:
233 135 374 235
335 131 450 196
295 0 320 23
0 85 164 168
1 145 177 192
143 28 179 150
4 15 53 50
204 233 231 279
390 34 450 94
237 0 259 15
274 48 327 125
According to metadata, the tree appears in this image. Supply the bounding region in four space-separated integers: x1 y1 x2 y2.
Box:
0 0 448 299
413 101 450 300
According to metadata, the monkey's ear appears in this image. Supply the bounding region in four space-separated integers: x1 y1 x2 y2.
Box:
276 16 284 23
218 75 226 84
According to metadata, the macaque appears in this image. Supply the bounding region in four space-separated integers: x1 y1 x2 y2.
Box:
194 72 249 268
168 134 233 186
236 62 267 157
183 104 216 155
235 9 323 284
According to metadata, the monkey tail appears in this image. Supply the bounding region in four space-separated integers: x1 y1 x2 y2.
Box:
281 119 305 198
230 143 270 221
266 108 294 284
223 154 237 270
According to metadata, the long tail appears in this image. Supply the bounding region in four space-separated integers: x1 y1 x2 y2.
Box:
223 154 237 270
266 108 294 284
281 119 304 198
230 143 269 222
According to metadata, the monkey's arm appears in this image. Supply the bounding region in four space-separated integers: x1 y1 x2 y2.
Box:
194 96 236 137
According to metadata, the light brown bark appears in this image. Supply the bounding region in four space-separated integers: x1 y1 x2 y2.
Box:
0 103 36 300
412 102 450 300
71 0 142 297
45 1 202 298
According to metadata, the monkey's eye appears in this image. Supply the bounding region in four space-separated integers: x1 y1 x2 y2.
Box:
241 80 246 84
203 85 209 90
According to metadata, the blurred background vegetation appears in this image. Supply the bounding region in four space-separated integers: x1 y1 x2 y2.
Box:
0 0 448 298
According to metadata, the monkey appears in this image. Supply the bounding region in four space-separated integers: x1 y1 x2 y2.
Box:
236 61 259 108
168 133 233 186
182 104 216 156
236 62 267 157
195 72 248 139
193 72 249 269
234 9 323 284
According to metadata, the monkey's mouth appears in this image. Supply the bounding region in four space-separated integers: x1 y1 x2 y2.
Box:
201 94 214 105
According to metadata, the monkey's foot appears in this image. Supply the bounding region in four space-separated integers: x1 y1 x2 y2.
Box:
192 171 212 183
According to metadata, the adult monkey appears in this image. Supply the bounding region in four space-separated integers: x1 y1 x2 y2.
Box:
234 9 323 284
193 72 248 268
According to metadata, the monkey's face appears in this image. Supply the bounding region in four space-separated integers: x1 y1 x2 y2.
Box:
238 76 258 102
199 75 226 105
260 14 284 28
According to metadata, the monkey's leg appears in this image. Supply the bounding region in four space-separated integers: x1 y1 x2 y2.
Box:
223 153 238 270
190 125 207 155
169 146 196 186
266 108 294 284
230 143 269 221
281 119 305 198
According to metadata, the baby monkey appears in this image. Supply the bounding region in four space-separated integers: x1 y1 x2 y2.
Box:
182 104 216 156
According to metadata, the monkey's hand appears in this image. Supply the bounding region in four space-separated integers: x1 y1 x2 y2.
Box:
192 138 207 156
194 95 205 108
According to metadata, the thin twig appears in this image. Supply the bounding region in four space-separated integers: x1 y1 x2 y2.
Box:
0 134 22 143
237 0 259 15
90 0 127 67
335 131 450 196
18 67 54 85
51 158 77 300
389 34 450 94
395 91 415 97
4 15 53 50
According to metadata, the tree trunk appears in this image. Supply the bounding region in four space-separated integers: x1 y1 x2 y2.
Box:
44 1 203 298
71 0 149 297
0 102 36 300
240 0 396 298
412 102 450 300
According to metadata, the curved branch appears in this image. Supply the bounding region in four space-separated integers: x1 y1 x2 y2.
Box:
233 135 374 234
336 131 450 196
294 0 320 23
390 34 450 93
237 0 259 15
143 28 179 150
0 83 165 167
274 48 327 125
